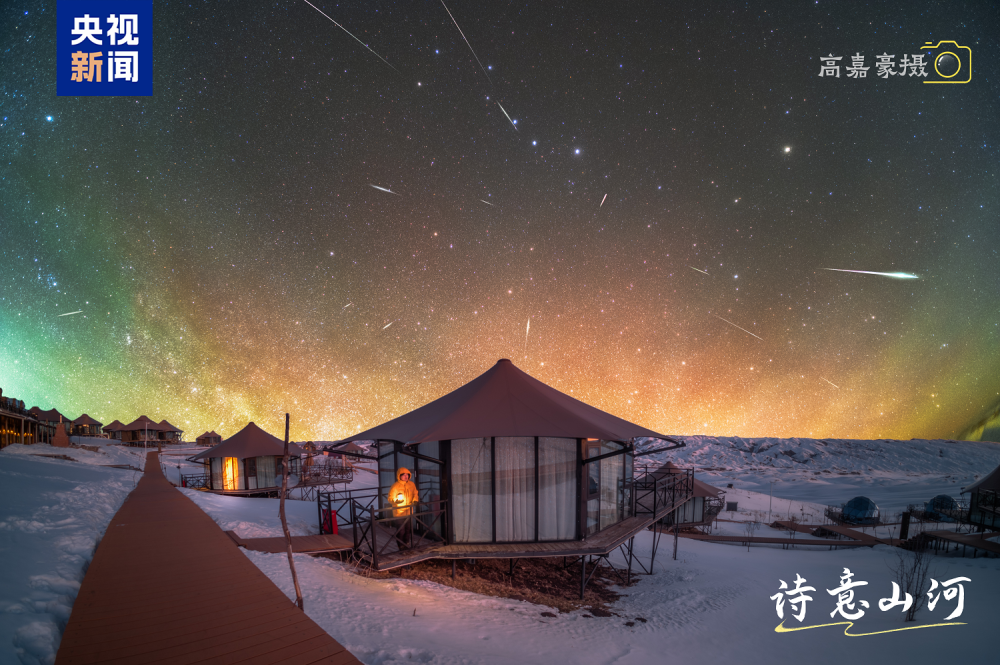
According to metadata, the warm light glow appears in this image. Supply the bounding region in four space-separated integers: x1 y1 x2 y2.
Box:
396 492 405 504
224 457 238 491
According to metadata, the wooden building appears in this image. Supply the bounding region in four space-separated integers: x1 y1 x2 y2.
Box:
322 359 692 582
0 388 49 447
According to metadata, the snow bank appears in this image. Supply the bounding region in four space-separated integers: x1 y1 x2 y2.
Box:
0 449 136 664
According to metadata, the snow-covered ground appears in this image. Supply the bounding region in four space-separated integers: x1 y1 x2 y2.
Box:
639 435 1000 514
2 437 999 665
0 441 147 665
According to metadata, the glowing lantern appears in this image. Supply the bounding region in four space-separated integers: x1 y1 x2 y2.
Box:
396 492 405 505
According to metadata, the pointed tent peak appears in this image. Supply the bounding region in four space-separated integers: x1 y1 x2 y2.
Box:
158 419 183 432
73 413 103 426
190 421 304 460
103 419 124 431
338 358 669 445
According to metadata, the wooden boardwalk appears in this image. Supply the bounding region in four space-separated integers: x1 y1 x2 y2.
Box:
226 531 354 555
677 531 870 549
918 530 1000 557
56 452 361 665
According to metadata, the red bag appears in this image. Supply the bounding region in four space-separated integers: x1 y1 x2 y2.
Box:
322 508 338 535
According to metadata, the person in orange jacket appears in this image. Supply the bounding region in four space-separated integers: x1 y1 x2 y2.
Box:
388 467 419 517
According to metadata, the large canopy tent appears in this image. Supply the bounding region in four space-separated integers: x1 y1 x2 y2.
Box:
158 419 184 441
963 462 1000 530
71 414 103 437
102 420 125 440
192 422 304 493
333 358 685 549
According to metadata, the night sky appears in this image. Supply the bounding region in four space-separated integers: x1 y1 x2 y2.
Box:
2 1 999 442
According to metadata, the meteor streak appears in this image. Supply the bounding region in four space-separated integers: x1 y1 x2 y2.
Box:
57 310 82 317
440 0 492 84
301 0 399 74
712 314 763 341
600 194 607 207
821 268 919 279
369 184 398 195
342 303 353 309
496 102 517 130
382 321 393 330
523 318 530 357
480 199 494 206
689 267 710 275
821 377 840 389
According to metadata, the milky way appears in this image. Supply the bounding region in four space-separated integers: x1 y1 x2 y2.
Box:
2 2 998 441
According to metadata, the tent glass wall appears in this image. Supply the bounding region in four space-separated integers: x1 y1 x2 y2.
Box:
537 437 577 540
451 437 493 542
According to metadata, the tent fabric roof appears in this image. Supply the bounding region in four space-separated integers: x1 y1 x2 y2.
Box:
651 461 724 498
337 359 669 446
158 420 183 432
102 420 124 432
73 414 103 427
963 462 1000 494
191 422 304 460
122 415 168 431
31 407 65 422
196 431 221 440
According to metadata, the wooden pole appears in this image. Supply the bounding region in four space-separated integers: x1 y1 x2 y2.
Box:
280 413 305 610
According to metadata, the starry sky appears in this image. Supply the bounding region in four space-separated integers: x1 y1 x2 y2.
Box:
2 1 999 442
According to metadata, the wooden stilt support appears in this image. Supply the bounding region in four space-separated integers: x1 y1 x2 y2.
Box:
580 556 587 600
452 559 456 579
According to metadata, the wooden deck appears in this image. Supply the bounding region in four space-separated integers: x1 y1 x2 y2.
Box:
372 498 690 570
918 530 1000 556
56 452 361 665
226 531 354 555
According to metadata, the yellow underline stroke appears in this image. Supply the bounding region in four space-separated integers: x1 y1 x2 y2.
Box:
775 619 966 636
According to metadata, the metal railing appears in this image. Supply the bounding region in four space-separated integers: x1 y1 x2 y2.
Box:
180 473 210 489
300 463 353 485
317 488 448 567
630 467 693 518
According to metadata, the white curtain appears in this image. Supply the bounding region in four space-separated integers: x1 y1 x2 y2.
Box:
257 456 276 488
210 457 223 489
495 437 535 542
538 437 577 540
451 438 493 542
600 443 624 530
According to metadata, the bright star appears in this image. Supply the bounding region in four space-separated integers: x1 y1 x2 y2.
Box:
784 146 791 153
46 116 53 122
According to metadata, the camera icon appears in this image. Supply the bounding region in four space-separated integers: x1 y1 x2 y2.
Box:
920 41 972 84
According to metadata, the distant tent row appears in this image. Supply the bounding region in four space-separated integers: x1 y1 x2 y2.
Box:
103 416 183 443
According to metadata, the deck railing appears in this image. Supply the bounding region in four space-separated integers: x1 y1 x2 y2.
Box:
630 467 693 518
180 473 210 489
317 488 448 567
